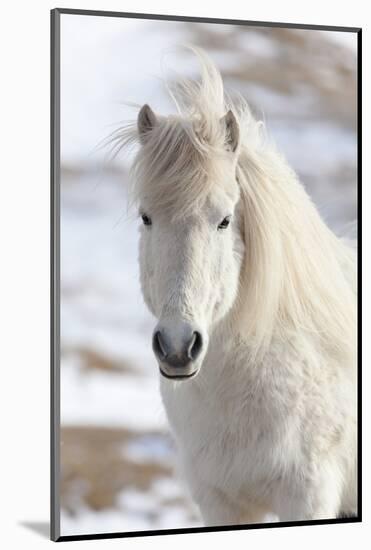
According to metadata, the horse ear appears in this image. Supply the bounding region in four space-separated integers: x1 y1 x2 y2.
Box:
221 110 239 153
138 104 158 143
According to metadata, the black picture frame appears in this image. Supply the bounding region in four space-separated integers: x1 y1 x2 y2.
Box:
51 7 362 542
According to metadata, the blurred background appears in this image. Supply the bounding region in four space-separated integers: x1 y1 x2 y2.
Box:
59 14 357 536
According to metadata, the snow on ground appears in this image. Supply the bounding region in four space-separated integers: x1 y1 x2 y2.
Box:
61 477 201 536
59 14 357 537
61 362 166 430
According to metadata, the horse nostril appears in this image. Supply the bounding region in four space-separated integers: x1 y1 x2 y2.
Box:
153 330 168 360
187 331 203 361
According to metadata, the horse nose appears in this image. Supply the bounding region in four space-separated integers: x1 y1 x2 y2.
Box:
152 324 204 369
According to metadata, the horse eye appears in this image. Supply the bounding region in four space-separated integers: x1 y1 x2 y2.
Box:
217 215 231 230
141 214 152 226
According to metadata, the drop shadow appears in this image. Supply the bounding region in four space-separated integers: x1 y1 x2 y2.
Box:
19 521 50 539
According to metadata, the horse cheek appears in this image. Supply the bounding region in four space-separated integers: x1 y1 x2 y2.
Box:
139 234 157 317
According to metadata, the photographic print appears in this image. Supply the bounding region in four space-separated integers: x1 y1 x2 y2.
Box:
51 8 360 541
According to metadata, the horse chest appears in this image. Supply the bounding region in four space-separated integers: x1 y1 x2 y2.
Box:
160 357 294 493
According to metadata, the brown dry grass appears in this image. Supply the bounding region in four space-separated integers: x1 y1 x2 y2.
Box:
186 25 356 129
61 346 137 375
61 425 196 520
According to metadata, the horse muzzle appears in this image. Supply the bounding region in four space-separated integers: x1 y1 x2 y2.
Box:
152 320 205 380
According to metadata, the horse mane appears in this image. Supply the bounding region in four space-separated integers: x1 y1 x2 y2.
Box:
110 47 357 361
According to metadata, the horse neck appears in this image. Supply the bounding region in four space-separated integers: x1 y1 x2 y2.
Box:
206 304 248 364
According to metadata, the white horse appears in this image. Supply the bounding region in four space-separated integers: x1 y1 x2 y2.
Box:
115 48 357 525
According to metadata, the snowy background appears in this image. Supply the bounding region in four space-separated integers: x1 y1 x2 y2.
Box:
59 14 357 536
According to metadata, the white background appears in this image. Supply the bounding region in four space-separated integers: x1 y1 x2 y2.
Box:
0 0 368 548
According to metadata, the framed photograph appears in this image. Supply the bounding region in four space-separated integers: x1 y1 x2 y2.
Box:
51 8 361 542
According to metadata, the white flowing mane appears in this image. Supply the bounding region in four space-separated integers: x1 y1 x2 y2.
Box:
111 47 356 361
